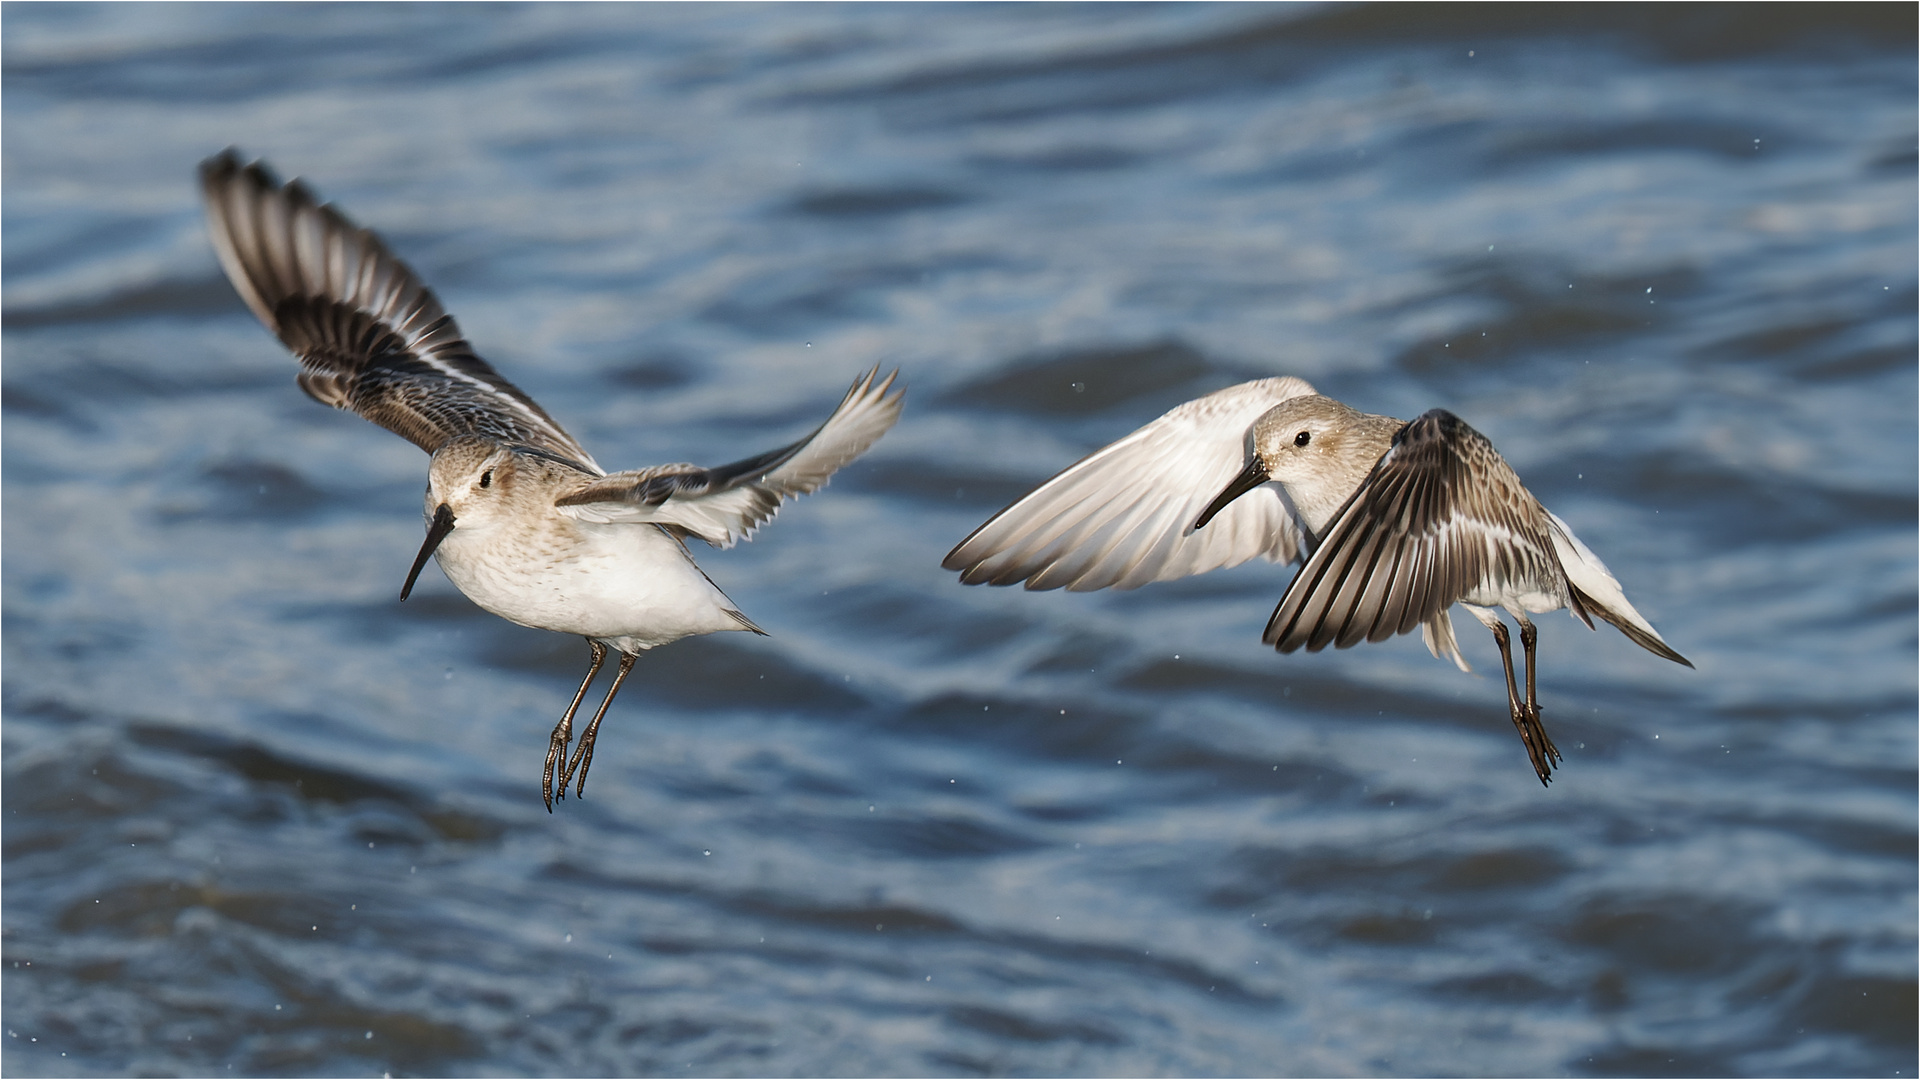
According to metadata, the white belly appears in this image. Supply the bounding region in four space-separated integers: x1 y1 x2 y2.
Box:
1460 579 1569 617
433 517 748 650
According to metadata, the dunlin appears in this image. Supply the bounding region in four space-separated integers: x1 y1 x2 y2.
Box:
944 378 1689 784
201 150 904 808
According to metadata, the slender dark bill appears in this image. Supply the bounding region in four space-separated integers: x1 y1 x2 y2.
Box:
400 503 457 600
1193 456 1270 530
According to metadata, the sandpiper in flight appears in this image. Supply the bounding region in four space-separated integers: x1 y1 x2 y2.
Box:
943 377 1689 785
201 150 904 809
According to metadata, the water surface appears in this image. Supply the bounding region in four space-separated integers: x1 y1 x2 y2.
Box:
4 4 1915 1076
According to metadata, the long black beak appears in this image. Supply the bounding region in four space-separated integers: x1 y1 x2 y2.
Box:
400 503 456 601
1193 456 1269 530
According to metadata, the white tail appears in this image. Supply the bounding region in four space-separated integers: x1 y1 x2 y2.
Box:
1545 511 1691 667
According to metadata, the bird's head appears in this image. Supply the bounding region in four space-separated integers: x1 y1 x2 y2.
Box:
1247 395 1374 486
1195 395 1389 533
401 436 515 599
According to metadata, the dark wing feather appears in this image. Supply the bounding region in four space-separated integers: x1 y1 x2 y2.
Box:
199 150 596 469
1265 409 1557 653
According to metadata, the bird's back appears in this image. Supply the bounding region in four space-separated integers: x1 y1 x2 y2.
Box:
1265 407 1688 668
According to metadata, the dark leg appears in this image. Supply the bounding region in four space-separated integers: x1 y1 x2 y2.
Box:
561 651 637 801
1517 615 1562 777
1489 621 1522 720
1489 621 1555 786
545 639 607 812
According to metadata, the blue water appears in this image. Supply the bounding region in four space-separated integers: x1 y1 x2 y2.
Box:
4 4 1914 1076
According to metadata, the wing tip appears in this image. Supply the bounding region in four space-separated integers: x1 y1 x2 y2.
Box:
200 149 314 213
199 146 245 186
853 363 908 418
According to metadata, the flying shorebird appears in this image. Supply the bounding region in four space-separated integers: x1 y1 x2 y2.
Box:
943 377 1689 784
200 150 904 809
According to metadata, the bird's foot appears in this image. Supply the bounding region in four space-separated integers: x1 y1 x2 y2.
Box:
1532 705 1562 769
563 728 598 802
543 724 573 812
1510 703 1561 787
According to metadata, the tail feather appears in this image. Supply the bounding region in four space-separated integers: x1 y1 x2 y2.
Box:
726 609 769 636
1546 511 1691 667
1421 609 1472 673
1573 586 1693 667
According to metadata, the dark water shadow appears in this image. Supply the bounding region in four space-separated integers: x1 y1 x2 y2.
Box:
940 338 1238 417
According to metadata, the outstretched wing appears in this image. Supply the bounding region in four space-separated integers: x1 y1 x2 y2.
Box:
942 377 1318 592
554 367 904 548
1264 409 1562 652
199 149 597 470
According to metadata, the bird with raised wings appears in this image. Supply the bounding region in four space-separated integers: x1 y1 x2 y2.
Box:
943 377 1688 785
201 150 904 809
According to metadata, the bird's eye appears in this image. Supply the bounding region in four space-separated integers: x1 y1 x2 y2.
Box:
1294 430 1311 447
479 470 493 489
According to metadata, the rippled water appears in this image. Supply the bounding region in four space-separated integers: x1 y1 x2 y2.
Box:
4 5 1914 1076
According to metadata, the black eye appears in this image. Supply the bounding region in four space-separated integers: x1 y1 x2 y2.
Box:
479 470 493 489
1294 430 1311 447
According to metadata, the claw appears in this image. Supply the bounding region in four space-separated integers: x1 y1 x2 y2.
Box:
1511 703 1558 786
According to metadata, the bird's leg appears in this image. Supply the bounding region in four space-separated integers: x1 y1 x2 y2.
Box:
1517 614 1561 774
561 651 637 801
1489 620 1554 786
1488 620 1523 718
545 639 607 812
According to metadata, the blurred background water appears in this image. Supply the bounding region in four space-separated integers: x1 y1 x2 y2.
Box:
3 4 1914 1076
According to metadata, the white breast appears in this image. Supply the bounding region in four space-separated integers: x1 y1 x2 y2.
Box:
433 515 747 649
